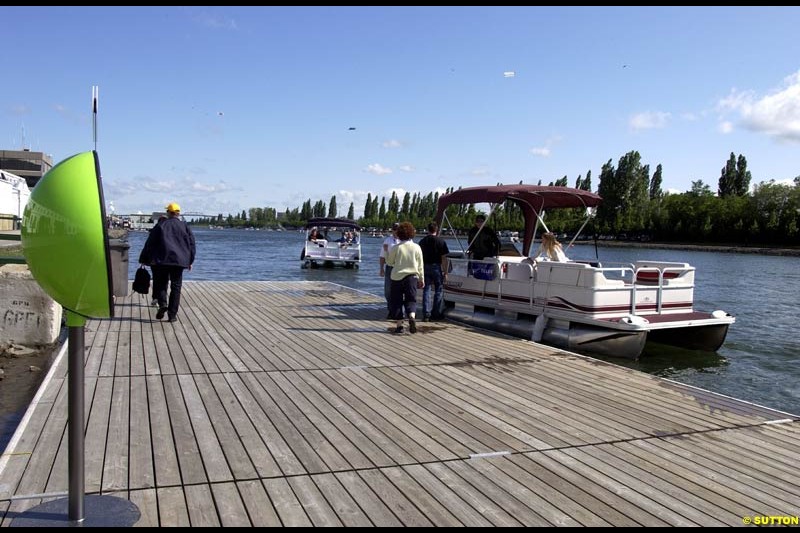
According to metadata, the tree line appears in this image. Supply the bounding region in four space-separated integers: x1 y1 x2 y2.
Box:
193 151 800 246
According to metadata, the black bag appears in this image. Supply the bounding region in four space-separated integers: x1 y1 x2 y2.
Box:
132 266 151 295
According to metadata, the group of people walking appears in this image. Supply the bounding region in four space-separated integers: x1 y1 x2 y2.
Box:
379 214 568 334
379 220 451 334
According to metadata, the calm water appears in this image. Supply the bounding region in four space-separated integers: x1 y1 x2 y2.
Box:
123 227 799 416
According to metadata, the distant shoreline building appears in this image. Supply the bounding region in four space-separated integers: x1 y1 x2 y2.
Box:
0 149 54 189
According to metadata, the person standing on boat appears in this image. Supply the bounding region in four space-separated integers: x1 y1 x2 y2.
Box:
138 202 196 322
379 222 401 317
386 222 425 334
467 214 501 261
417 221 449 321
536 231 568 262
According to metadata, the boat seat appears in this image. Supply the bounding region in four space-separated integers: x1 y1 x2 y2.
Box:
505 262 534 281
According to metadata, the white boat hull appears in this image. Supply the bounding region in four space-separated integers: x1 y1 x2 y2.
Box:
442 256 734 360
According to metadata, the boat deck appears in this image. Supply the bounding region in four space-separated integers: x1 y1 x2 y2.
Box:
1 281 798 526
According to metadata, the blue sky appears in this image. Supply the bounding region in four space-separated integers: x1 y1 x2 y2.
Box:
4 6 800 217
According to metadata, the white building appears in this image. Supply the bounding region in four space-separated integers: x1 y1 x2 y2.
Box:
0 170 30 229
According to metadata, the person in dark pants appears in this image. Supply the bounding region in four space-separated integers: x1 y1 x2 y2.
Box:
150 214 167 307
138 202 196 322
417 221 450 321
386 222 424 334
379 222 400 318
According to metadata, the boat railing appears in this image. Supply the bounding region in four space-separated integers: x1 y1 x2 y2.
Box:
304 239 361 260
448 256 694 316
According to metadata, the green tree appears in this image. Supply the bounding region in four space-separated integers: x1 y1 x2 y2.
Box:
690 179 713 197
649 164 663 200
378 197 386 221
363 193 373 219
327 195 337 218
595 159 618 233
718 152 737 197
300 199 312 220
347 202 354 220
387 192 399 221
400 192 411 217
735 154 752 196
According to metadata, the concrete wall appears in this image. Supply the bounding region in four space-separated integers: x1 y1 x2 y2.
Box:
0 264 62 346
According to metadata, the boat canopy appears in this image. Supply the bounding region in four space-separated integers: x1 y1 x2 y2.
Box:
434 185 602 256
304 217 362 231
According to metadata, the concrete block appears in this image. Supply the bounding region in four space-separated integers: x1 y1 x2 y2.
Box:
0 264 62 345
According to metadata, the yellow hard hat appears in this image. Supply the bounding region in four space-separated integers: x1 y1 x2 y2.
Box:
166 202 181 213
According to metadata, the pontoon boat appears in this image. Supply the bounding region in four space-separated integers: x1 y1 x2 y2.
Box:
435 185 735 359
301 217 361 269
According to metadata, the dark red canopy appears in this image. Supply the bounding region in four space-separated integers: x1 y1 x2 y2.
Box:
434 185 602 256
304 217 361 230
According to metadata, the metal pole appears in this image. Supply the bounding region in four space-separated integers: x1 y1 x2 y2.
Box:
68 325 85 522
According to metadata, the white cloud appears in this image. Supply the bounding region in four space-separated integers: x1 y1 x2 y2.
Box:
530 147 550 157
717 70 800 142
190 180 234 193
104 174 240 215
364 163 392 175
718 121 734 134
193 12 238 30
10 104 30 115
529 134 562 157
629 111 671 131
52 103 84 124
398 165 414 172
381 139 403 148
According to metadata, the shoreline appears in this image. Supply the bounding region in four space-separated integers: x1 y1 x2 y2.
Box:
571 239 800 257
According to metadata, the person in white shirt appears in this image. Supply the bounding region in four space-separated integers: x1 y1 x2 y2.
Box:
536 231 568 262
386 222 425 334
379 222 401 317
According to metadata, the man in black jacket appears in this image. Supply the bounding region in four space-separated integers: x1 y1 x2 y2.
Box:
467 214 500 260
417 222 450 321
139 202 196 322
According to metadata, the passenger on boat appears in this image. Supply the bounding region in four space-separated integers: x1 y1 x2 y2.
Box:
337 231 357 245
467 214 501 260
309 228 325 242
536 231 568 262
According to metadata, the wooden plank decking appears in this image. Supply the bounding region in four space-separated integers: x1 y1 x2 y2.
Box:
1 281 798 526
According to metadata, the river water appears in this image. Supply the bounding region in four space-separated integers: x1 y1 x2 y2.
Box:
3 227 797 452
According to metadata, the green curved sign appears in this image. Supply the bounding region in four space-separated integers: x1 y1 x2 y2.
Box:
21 151 114 320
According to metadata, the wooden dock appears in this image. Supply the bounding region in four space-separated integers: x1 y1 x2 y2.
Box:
1 281 798 526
